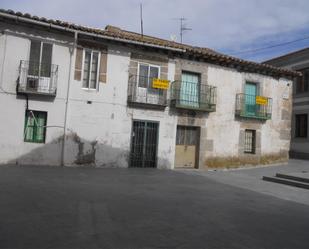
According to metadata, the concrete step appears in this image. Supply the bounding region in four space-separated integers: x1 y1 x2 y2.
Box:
276 173 309 184
262 176 309 190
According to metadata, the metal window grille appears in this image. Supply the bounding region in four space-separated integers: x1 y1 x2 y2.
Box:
127 75 167 106
235 94 272 120
18 60 58 95
171 81 216 112
244 130 256 154
130 121 159 168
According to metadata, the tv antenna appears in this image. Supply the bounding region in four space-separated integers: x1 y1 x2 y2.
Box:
174 17 192 43
140 3 144 36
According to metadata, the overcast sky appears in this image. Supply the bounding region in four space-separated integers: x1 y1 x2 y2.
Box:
2 0 309 62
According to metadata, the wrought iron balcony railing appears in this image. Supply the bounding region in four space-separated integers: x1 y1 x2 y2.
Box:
170 81 216 112
235 94 272 120
127 75 167 108
17 60 58 96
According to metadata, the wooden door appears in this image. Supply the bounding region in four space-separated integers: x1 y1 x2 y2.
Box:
174 126 199 168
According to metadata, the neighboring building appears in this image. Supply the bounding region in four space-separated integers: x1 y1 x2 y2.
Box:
265 48 309 159
0 9 299 169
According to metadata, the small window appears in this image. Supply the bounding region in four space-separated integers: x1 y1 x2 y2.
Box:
295 114 308 138
176 126 198 146
24 110 47 143
176 127 185 145
82 50 100 90
138 63 160 88
244 130 256 154
296 68 309 94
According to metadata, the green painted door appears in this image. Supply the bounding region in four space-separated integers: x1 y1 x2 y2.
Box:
180 72 199 108
245 83 257 116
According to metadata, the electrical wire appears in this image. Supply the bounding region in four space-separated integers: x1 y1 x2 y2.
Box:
230 35 309 55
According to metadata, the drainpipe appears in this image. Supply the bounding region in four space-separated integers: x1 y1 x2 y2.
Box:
0 31 7 92
60 32 77 166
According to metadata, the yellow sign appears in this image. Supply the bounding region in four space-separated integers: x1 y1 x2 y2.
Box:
152 78 170 89
256 96 268 105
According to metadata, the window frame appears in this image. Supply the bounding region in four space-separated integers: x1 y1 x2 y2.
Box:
24 110 47 144
180 71 202 108
82 49 101 90
295 114 308 138
244 129 256 154
296 68 309 94
137 62 161 89
28 39 53 78
176 126 198 146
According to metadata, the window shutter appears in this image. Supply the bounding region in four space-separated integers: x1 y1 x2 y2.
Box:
41 43 53 77
24 114 34 141
74 47 83 81
99 51 107 83
29 40 41 76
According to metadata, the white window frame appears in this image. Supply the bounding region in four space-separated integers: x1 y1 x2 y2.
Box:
137 62 161 89
82 49 101 90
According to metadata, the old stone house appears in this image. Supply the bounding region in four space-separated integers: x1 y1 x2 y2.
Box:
0 9 299 169
265 49 309 160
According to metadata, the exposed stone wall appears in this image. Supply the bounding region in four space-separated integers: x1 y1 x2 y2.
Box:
205 66 293 168
0 22 294 169
128 51 169 80
173 58 209 168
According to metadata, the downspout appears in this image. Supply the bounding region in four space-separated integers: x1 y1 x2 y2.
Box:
0 31 7 92
60 32 77 166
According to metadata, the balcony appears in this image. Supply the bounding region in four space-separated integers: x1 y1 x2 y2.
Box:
127 75 167 109
235 94 272 120
170 81 216 112
17 60 58 96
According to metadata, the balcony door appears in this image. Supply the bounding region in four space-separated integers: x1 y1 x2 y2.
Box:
245 82 257 116
137 63 160 105
180 72 200 108
27 40 53 93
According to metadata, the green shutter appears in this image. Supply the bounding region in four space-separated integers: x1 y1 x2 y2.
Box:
24 114 34 141
24 111 47 143
245 83 257 116
35 113 45 142
180 72 199 108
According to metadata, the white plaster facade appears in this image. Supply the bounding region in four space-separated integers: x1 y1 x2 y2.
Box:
0 18 294 169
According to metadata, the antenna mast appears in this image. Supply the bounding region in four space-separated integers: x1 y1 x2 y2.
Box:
140 3 144 36
178 17 191 43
